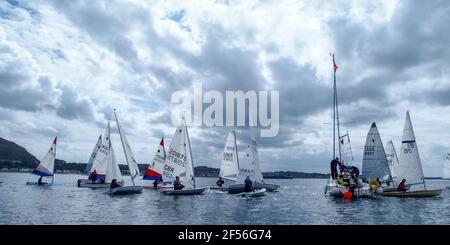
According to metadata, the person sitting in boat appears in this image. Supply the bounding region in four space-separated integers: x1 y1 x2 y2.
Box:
216 177 225 187
338 160 345 174
38 176 43 185
337 175 347 187
153 178 161 188
90 170 98 184
397 179 407 192
110 179 121 189
376 178 381 186
174 176 184 190
330 157 339 180
244 176 253 192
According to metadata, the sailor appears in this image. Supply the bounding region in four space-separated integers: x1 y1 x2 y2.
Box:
90 170 97 184
110 179 121 189
351 166 360 177
153 178 160 188
38 176 43 185
349 174 357 195
376 177 381 186
216 177 225 187
173 176 184 190
330 158 339 179
397 179 407 192
244 176 253 192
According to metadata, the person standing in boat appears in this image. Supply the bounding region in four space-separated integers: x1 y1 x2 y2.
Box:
244 176 253 192
174 176 184 190
330 157 339 180
110 179 121 189
90 170 98 184
397 179 407 192
216 177 224 187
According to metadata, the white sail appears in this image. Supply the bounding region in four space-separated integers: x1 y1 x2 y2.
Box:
143 138 166 181
105 143 123 183
32 137 57 176
85 135 102 174
88 125 110 176
162 121 195 188
396 111 425 185
339 132 354 165
114 111 141 184
361 122 392 182
385 140 399 181
443 151 450 179
237 128 263 183
219 130 239 181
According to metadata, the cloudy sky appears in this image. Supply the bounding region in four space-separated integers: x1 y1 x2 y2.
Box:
1 0 450 176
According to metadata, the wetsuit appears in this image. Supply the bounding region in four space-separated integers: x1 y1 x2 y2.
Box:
244 178 253 192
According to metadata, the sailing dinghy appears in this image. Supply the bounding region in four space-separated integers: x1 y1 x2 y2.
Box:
241 188 267 198
382 111 442 197
26 137 58 186
208 130 240 192
228 129 280 194
161 118 205 195
78 122 124 188
143 137 173 189
361 122 394 193
106 110 143 195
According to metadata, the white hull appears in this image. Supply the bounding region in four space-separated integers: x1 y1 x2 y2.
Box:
241 188 266 197
324 179 378 198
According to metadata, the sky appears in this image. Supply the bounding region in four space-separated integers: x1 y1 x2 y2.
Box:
1 0 450 176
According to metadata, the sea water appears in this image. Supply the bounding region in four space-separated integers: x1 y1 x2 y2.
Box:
1 172 449 224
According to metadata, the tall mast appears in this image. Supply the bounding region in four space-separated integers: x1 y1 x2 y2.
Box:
332 54 341 160
114 109 136 186
183 116 195 188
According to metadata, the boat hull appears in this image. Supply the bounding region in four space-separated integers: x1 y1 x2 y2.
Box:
382 189 442 197
228 182 280 194
207 186 229 192
107 186 143 195
143 185 174 189
161 188 205 195
26 181 62 186
77 179 124 188
241 188 267 197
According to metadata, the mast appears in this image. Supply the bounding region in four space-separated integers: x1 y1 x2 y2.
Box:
52 136 56 184
183 116 195 188
114 109 136 186
233 130 240 173
331 53 341 159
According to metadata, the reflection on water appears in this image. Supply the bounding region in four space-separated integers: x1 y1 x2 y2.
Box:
0 172 449 224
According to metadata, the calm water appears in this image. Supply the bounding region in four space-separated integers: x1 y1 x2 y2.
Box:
1 172 450 224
